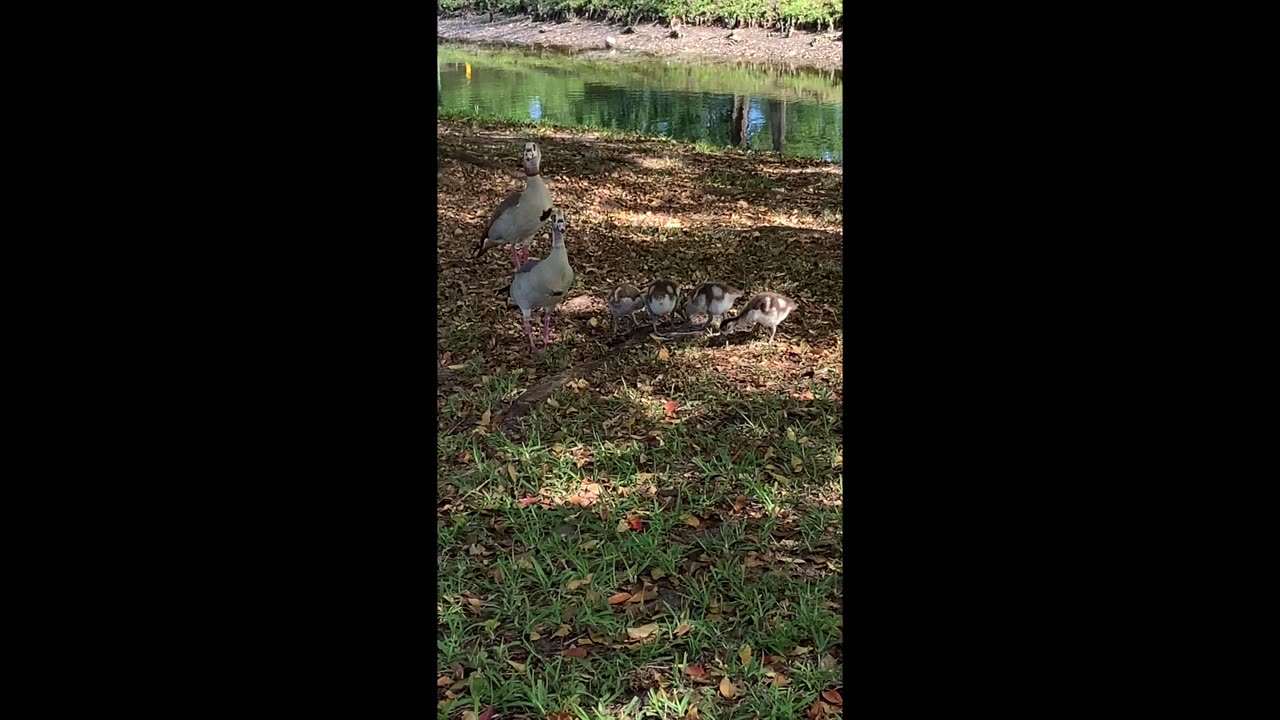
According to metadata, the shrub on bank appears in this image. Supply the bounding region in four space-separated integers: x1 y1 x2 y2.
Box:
437 0 843 32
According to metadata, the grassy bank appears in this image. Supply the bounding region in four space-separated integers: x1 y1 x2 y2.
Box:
438 0 843 32
436 119 844 719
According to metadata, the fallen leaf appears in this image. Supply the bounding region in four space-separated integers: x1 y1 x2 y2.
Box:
791 455 803 473
787 428 796 442
507 660 527 672
562 646 588 658
733 495 747 512
518 495 540 506
566 575 593 591
436 675 453 687
650 568 666 580
685 665 706 677
477 409 491 427
658 347 670 361
719 677 736 698
662 400 679 417
790 646 811 656
553 624 572 638
589 317 599 327
685 705 700 720
739 644 752 666
585 482 603 494
681 514 701 527
799 389 815 401
507 463 518 482
627 623 660 640
772 673 790 687
832 453 842 470
821 690 843 705
448 364 467 371
808 700 826 719
608 592 632 604
462 711 477 720
629 518 644 531
466 597 485 612
546 397 560 408
529 630 541 641
617 517 632 532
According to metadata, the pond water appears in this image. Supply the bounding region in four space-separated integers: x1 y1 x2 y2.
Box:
437 42 843 162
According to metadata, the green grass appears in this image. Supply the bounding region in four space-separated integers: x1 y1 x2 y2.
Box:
437 0 843 32
437 353 844 719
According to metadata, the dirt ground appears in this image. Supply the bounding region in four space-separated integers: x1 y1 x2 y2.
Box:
437 13 843 70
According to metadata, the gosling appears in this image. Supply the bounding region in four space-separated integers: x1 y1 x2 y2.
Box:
682 282 743 330
720 292 797 344
606 284 648 334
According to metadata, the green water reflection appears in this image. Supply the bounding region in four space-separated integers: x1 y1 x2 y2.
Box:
437 43 843 162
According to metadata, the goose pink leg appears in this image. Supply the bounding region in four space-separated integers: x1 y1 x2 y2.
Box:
510 246 523 270
542 308 553 345
524 319 537 351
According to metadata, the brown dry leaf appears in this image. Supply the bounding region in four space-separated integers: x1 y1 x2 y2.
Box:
589 317 599 327
790 646 812 656
507 660 527 672
617 517 632 532
561 646 588 658
436 675 453 687
738 644 752 666
685 665 706 677
585 482 603 495
807 700 826 719
680 514 701 527
787 428 796 442
674 621 693 636
658 346 670 361
772 673 791 687
719 677 737 698
685 705 700 720
791 455 803 473
529 630 541 641
733 495 747 512
634 472 655 482
477 410 491 427
546 397 561 408
466 597 485 613
626 623 660 640
565 571 593 589
607 592 632 605
552 624 572 638
626 590 647 604
832 453 843 470
767 470 789 483
662 400 679 417
507 463 518 482
821 690 843 705
462 711 478 720
650 568 666 580
448 364 467 371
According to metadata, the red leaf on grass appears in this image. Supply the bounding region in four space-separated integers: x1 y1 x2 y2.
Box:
821 690 843 705
629 518 644 531
662 401 680 417
685 665 706 677
477 707 495 720
562 646 588 658
519 496 541 506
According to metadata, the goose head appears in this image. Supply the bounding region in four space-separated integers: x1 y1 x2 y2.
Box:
523 142 542 175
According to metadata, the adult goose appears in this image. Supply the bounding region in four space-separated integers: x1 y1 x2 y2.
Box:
474 142 553 269
508 209 575 350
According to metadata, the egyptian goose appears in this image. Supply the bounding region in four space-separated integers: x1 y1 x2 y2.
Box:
720 292 797 343
508 209 575 351
474 142 553 270
682 282 743 329
644 278 679 331
606 284 647 333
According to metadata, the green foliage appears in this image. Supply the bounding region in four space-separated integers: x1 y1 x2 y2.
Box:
439 0 842 31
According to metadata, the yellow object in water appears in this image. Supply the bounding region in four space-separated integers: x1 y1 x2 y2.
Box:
465 63 471 81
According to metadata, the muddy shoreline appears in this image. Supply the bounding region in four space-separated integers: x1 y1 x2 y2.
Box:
437 13 843 70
